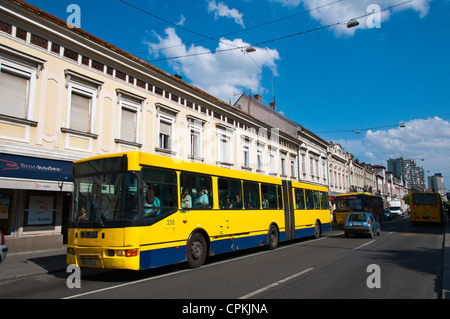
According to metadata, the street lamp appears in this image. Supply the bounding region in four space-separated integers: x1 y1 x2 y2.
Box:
245 46 256 53
347 19 360 28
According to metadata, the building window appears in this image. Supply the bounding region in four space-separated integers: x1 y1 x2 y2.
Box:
187 115 205 162
243 144 250 168
281 156 286 176
290 159 296 178
257 145 264 172
190 128 201 158
69 89 92 132
269 151 276 175
159 116 173 150
0 61 37 121
115 90 144 147
120 100 139 143
64 70 103 135
0 67 29 119
216 125 234 166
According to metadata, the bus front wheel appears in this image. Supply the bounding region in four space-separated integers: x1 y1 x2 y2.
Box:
186 232 207 268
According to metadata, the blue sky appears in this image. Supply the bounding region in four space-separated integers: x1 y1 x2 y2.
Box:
25 0 450 190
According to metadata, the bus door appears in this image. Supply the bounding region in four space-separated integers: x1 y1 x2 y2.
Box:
282 180 295 241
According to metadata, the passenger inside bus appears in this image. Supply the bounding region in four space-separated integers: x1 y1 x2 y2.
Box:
181 188 192 208
144 188 160 217
194 188 209 208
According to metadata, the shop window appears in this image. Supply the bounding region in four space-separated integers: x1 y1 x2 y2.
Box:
24 192 56 226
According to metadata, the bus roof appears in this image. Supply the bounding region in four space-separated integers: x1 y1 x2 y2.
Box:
74 152 328 191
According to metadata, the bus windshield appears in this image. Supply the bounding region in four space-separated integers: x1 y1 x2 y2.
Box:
72 172 139 225
412 193 438 206
335 196 363 212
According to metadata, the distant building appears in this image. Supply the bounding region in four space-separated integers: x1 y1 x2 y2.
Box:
428 173 447 201
387 157 425 190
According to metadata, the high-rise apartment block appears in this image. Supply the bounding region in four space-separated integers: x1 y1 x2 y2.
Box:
387 157 426 189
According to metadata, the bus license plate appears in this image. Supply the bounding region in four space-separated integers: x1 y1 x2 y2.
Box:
82 259 98 266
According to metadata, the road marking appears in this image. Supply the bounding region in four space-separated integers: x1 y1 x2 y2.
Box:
64 236 330 299
353 240 375 251
62 268 193 299
239 268 314 299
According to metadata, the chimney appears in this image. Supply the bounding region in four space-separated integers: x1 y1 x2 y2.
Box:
270 101 277 111
254 94 262 102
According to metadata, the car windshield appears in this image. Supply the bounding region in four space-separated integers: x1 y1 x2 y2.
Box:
336 196 363 212
348 214 367 222
72 172 139 226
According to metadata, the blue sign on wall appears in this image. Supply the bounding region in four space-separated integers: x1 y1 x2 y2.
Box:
0 153 73 182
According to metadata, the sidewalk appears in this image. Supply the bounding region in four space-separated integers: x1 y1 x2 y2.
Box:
0 245 68 282
442 216 450 299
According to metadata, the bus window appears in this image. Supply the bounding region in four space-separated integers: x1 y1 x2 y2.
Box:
243 181 260 209
218 178 242 209
320 192 329 210
277 186 283 210
180 173 213 209
295 189 305 209
305 189 314 210
142 168 177 219
313 191 320 209
261 184 278 209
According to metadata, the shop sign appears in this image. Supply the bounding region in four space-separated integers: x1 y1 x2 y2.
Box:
0 153 72 182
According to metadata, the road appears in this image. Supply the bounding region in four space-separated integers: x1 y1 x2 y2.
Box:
0 217 445 301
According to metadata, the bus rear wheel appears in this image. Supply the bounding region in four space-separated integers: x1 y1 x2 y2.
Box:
314 221 321 239
186 232 207 268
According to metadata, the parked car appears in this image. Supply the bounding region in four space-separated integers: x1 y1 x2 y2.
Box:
384 209 393 220
0 230 7 263
344 213 380 238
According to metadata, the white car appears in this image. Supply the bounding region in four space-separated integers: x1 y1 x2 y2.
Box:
389 206 403 218
0 230 7 263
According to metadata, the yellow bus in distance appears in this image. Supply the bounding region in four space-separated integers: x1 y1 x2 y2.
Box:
334 192 383 225
67 152 331 270
411 192 443 224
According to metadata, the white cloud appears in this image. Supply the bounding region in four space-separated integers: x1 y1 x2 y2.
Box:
363 117 450 159
271 0 431 36
207 0 245 28
147 27 280 101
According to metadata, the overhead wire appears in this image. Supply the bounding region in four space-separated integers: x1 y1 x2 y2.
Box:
141 0 413 62
120 0 414 131
144 0 344 54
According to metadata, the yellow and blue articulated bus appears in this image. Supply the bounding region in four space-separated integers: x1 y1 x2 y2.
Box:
67 152 331 270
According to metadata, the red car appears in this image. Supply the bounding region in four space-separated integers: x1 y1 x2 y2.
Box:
0 230 7 263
